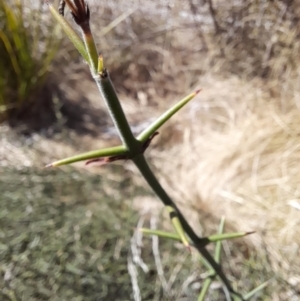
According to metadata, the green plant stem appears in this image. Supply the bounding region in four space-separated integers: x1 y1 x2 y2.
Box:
91 55 236 297
49 2 266 298
198 218 225 301
81 27 98 73
94 72 141 151
133 154 199 242
132 153 235 295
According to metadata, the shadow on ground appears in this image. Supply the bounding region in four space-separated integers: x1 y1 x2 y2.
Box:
0 167 200 301
7 77 110 139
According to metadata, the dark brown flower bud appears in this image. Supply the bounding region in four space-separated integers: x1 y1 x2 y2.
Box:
70 0 90 28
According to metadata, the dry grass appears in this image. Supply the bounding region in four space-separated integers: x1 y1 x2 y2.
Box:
2 0 300 299
154 74 300 269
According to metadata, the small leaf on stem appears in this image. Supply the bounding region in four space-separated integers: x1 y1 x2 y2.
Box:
166 206 191 251
137 89 201 143
45 145 127 167
139 229 182 242
98 54 104 74
243 281 269 300
47 2 89 63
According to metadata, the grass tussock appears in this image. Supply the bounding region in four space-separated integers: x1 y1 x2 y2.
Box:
153 75 300 298
0 0 60 128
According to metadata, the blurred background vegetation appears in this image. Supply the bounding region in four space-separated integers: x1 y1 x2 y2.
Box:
0 0 299 300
